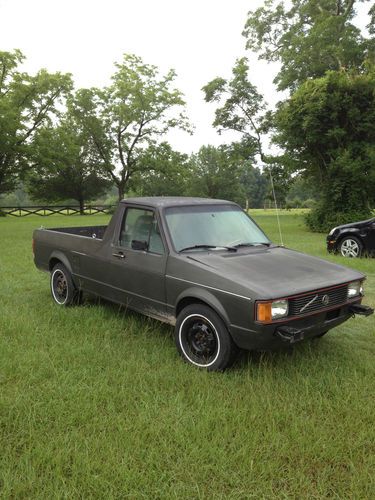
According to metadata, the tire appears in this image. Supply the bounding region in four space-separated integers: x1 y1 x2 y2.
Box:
50 263 80 306
339 236 362 258
175 304 238 371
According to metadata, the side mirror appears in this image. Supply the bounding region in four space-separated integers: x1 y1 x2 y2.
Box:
131 239 148 251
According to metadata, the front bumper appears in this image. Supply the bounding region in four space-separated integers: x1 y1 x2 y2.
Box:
229 301 373 350
275 303 373 343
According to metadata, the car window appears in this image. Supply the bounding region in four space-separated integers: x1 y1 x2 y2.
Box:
119 208 164 255
165 204 269 252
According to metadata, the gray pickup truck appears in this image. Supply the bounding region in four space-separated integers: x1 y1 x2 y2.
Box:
33 197 373 370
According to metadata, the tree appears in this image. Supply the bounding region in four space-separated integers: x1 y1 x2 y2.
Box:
243 0 374 91
203 58 291 208
70 54 190 201
274 68 375 230
239 162 268 209
203 58 268 163
0 50 73 195
27 118 110 213
130 142 191 196
187 144 260 207
286 175 320 203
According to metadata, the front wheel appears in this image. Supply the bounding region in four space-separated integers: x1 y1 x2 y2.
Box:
175 304 238 371
50 263 80 306
339 236 362 258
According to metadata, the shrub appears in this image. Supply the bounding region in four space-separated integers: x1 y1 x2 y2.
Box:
305 203 372 232
302 198 317 209
106 203 119 215
285 197 303 210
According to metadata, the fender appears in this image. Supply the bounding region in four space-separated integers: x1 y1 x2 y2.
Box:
49 250 73 275
175 286 231 327
337 228 364 242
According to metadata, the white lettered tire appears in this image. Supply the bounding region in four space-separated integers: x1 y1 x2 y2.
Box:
175 304 238 371
50 263 80 306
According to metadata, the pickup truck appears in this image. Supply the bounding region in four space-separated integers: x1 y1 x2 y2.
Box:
33 197 373 371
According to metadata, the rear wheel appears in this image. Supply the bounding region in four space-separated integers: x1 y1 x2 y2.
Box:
339 236 362 258
50 263 80 306
175 304 238 371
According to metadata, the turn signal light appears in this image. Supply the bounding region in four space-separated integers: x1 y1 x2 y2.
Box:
257 302 272 322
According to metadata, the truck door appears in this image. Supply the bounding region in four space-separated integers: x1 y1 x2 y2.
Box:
107 206 168 317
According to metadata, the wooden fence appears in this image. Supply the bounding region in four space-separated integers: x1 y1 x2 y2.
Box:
0 205 115 217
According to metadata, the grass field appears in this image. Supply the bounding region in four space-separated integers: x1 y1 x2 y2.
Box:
0 211 374 498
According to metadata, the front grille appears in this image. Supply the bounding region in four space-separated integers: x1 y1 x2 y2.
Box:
289 285 349 317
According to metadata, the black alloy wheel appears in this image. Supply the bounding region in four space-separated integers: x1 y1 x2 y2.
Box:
175 304 238 371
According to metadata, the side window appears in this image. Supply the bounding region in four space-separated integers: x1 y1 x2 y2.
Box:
119 208 164 255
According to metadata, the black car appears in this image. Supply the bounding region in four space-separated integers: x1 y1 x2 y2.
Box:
327 217 375 257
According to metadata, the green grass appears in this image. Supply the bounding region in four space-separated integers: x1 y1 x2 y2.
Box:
0 212 374 499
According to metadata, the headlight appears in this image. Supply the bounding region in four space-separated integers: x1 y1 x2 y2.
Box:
329 227 337 236
257 299 289 322
272 300 289 319
348 280 363 298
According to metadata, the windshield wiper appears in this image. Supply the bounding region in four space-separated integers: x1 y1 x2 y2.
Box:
234 242 271 248
179 244 237 253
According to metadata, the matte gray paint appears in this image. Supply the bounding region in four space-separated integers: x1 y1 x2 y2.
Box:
33 197 369 350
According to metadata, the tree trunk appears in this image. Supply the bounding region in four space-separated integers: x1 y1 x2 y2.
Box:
78 197 85 215
117 182 125 202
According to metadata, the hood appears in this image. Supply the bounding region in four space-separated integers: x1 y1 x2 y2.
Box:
186 246 364 299
336 217 375 231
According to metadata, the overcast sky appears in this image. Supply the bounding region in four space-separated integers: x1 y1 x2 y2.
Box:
0 0 371 153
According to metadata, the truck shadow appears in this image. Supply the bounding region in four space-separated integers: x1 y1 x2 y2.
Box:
79 293 361 373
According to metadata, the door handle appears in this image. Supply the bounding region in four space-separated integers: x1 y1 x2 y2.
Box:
112 252 126 259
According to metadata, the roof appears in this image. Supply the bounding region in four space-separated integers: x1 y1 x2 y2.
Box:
120 196 236 209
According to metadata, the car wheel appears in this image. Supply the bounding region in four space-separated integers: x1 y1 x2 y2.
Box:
339 236 362 258
50 263 80 306
175 304 238 371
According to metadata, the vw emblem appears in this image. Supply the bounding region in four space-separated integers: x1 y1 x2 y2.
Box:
322 294 330 306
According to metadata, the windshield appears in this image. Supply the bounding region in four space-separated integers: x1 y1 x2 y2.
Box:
164 204 270 252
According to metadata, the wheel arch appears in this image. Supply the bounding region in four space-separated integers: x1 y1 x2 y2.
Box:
49 251 73 274
336 230 364 247
175 287 231 328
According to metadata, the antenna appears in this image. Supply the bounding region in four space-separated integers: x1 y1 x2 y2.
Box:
269 170 284 247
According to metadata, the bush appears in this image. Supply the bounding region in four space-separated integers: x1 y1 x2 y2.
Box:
285 197 302 210
106 204 118 215
305 203 372 232
0 209 6 217
302 198 317 209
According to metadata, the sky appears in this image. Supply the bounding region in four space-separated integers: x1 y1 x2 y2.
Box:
0 0 371 154
0 0 280 153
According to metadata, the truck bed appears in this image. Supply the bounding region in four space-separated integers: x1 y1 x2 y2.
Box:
46 225 108 239
33 224 109 274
